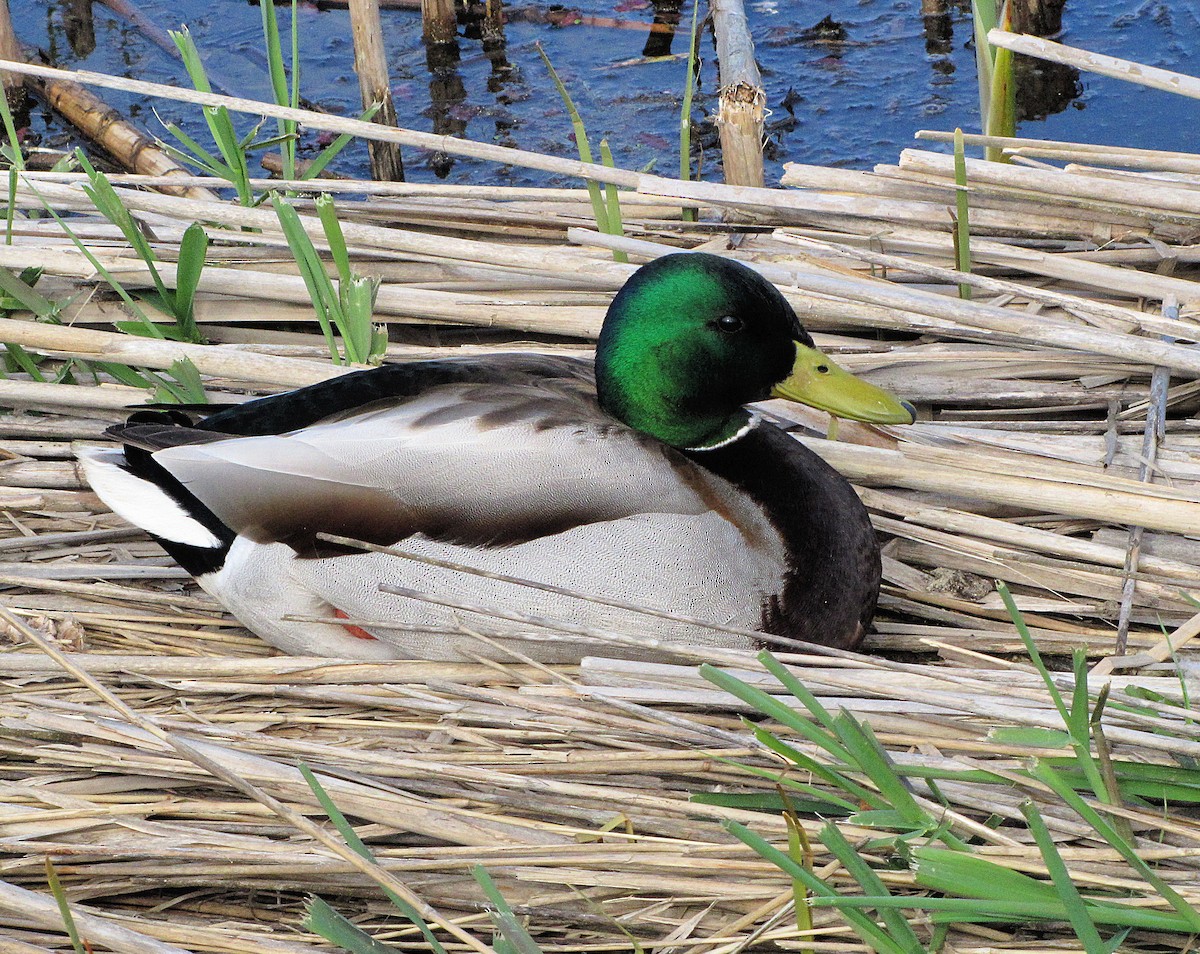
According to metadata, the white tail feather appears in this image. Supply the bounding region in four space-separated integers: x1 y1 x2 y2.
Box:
75 446 222 548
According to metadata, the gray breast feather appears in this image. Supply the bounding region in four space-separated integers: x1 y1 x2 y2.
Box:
151 382 772 551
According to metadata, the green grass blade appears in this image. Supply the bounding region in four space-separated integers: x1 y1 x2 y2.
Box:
1030 760 1200 932
912 844 1197 932
988 726 1071 749
3 344 46 381
472 866 543 954
700 663 856 765
986 34 1017 158
156 123 230 178
298 764 449 952
45 859 87 954
1067 649 1091 742
301 103 379 180
5 169 17 245
171 28 252 201
316 194 352 286
94 361 153 389
1019 800 1107 953
151 357 208 404
952 128 971 300
0 265 58 318
258 0 296 179
0 92 24 247
757 650 839 730
832 712 926 828
173 222 209 343
536 42 609 235
748 725 874 809
304 897 405 953
997 582 1069 724
819 821 925 952
598 138 627 263
811 894 1194 930
1065 650 1113 807
25 184 163 337
712 753 863 813
679 0 701 221
781 806 814 942
0 77 26 175
725 820 914 954
270 193 342 362
206 106 254 204
912 844 1057 903
338 274 382 365
970 0 997 130
75 151 171 301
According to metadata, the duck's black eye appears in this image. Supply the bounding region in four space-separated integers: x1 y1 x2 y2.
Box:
717 315 744 334
816 364 830 373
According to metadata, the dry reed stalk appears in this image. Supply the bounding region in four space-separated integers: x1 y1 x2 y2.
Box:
988 29 1200 101
2 67 1200 949
0 878 194 954
898 148 1200 221
915 129 1200 171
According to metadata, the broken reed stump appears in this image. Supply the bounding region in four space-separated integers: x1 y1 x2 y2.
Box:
0 0 23 102
422 0 458 45
1008 0 1066 36
482 0 504 42
349 0 405 180
709 0 765 188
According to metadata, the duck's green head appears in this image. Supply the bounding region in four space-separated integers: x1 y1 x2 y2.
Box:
596 253 913 449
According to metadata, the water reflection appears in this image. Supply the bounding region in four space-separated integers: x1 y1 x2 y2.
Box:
63 0 96 57
1009 0 1081 122
921 0 952 58
424 39 467 178
920 0 1080 122
642 0 682 58
423 0 522 176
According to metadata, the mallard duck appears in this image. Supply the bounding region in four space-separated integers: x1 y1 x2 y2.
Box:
78 253 913 662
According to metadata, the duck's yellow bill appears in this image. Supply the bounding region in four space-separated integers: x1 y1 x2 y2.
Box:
772 342 915 424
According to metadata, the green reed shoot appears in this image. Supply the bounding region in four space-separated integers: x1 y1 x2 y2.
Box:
952 128 972 299
259 0 300 180
779 790 815 944
46 858 88 954
168 26 257 204
970 0 1016 160
536 42 626 261
680 0 702 223
0 81 25 246
702 621 1200 948
1019 799 1108 953
473 866 544 954
272 193 386 365
701 652 968 850
727 819 922 954
598 139 628 263
76 151 207 343
163 7 368 203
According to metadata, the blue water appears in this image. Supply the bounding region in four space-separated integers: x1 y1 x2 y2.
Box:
13 0 1200 185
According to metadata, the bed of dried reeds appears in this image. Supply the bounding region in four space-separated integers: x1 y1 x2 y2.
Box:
0 61 1199 953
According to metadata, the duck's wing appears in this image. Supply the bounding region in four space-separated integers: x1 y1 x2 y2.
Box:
117 359 735 552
